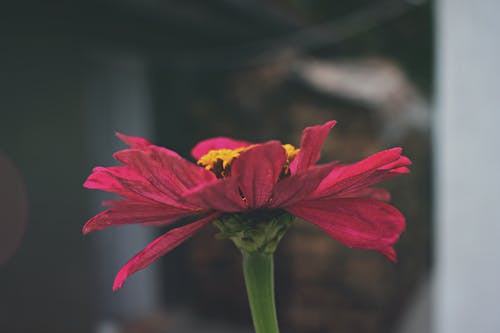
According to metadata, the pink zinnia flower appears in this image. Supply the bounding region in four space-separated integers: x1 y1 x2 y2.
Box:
83 120 410 290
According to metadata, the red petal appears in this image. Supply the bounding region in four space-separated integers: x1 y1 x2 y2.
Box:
379 155 411 170
113 212 219 291
314 148 409 198
183 178 247 212
338 187 391 201
295 120 336 173
333 155 411 196
116 133 153 148
116 133 182 158
389 166 410 175
379 247 397 262
268 162 337 208
287 198 405 261
191 137 252 160
231 141 286 208
113 146 216 203
82 200 199 234
84 166 178 205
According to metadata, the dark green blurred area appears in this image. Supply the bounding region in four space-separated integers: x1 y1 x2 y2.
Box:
0 1 432 332
290 0 433 91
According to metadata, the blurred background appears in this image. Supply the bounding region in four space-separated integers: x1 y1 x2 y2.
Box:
1 0 498 332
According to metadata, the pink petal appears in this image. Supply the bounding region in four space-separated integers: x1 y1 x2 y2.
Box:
113 146 216 203
191 137 252 160
182 178 247 212
379 247 397 262
295 120 336 173
84 166 179 205
359 165 411 188
82 200 199 234
286 198 405 261
231 141 286 208
268 162 337 209
116 133 182 158
332 155 412 196
85 166 194 208
116 133 153 148
389 166 410 175
378 155 412 170
314 148 408 198
337 187 391 202
113 212 219 291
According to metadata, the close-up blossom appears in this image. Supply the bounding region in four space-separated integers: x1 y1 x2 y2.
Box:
83 120 410 291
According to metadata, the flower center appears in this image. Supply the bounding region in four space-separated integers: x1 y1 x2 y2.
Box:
197 144 300 178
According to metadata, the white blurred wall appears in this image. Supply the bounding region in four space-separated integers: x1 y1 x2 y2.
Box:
435 1 500 332
84 53 161 329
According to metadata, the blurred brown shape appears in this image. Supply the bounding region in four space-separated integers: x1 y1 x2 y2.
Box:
0 152 28 265
122 312 171 333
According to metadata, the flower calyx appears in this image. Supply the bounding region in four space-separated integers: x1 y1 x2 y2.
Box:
213 211 294 254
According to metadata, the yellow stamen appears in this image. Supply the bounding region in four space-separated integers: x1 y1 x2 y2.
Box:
197 147 246 170
282 144 300 161
197 144 300 173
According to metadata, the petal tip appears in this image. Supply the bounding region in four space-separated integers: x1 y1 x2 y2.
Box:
82 178 95 189
380 247 398 262
400 155 412 166
112 280 124 292
390 147 403 155
112 267 129 291
325 120 337 128
115 131 126 139
296 120 337 172
115 132 152 149
82 223 94 235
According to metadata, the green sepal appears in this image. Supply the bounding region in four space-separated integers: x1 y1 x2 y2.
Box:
213 212 294 254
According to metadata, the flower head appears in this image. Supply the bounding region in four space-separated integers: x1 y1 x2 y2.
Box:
83 120 410 290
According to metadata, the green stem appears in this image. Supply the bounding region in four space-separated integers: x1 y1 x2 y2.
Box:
242 251 280 333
